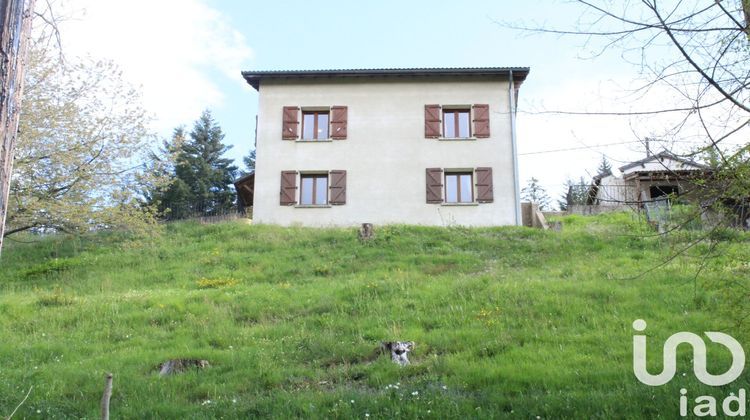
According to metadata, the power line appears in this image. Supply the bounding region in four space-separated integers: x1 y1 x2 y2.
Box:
519 141 641 156
519 138 739 156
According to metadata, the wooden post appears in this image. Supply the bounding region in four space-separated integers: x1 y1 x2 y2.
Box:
0 0 35 258
101 373 113 420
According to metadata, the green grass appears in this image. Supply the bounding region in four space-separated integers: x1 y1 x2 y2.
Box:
1 213 749 418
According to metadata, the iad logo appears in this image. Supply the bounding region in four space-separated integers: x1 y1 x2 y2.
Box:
632 319 745 386
633 319 749 416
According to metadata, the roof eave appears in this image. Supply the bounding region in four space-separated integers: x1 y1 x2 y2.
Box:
241 67 531 91
618 151 710 172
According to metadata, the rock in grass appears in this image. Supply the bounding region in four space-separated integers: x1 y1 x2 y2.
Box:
381 341 414 366
158 359 210 376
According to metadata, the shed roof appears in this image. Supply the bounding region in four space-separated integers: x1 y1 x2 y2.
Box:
618 151 709 172
233 172 255 207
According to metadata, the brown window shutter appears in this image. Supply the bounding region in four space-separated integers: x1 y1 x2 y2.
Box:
475 167 494 203
472 104 490 138
424 104 441 138
282 106 299 140
280 170 298 205
330 106 348 140
329 170 347 205
426 168 444 203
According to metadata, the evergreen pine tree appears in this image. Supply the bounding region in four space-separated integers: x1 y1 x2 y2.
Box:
521 177 552 210
180 110 238 215
558 176 590 211
150 111 238 219
596 156 612 176
147 127 191 219
242 149 256 175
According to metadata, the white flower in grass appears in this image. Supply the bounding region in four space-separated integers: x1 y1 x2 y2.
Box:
351 400 355 404
411 391 418 396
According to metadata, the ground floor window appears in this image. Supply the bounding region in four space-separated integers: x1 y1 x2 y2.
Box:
300 174 328 205
445 172 473 203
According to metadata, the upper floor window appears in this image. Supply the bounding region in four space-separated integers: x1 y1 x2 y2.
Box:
302 111 330 140
425 104 490 139
443 109 471 138
282 106 347 141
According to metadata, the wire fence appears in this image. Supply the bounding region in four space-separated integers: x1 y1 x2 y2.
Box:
161 202 252 225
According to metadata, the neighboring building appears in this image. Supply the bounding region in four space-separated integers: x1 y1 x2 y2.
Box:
588 151 710 207
234 172 254 209
240 67 529 227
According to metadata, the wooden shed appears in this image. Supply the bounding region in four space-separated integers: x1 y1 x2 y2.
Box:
234 173 254 209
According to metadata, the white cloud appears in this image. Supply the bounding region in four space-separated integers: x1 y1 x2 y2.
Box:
54 0 252 134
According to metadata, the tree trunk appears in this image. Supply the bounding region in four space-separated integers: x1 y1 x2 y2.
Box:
0 0 35 258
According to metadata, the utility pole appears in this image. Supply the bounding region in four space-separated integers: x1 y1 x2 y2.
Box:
0 0 35 257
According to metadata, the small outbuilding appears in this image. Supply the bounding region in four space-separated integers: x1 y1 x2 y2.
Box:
588 151 710 207
234 172 255 210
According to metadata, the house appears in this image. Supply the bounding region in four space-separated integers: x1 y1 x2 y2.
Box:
588 151 711 208
240 67 529 227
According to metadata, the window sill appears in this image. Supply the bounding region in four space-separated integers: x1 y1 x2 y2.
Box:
294 204 332 209
438 137 477 142
296 139 333 143
441 202 480 207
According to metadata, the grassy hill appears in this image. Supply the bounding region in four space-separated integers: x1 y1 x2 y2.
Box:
0 213 748 418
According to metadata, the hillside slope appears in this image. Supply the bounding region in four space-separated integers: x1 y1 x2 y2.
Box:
0 213 748 418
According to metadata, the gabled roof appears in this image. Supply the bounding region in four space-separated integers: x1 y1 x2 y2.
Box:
241 67 530 90
618 151 710 172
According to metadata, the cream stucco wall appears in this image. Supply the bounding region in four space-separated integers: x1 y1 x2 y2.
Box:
252 76 520 227
595 175 636 204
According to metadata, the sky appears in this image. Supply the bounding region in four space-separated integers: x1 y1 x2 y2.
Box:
48 0 746 205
